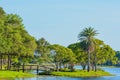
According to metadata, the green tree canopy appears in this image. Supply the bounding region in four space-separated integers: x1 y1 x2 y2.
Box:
49 44 76 71
0 7 37 70
36 38 50 63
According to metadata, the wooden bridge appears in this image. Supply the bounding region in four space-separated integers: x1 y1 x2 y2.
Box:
11 64 55 75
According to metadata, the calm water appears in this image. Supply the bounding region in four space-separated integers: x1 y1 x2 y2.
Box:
1 67 120 80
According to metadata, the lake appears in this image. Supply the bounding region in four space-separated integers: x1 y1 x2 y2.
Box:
1 67 120 80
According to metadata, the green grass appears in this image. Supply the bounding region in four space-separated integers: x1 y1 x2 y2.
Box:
0 71 35 78
50 70 112 77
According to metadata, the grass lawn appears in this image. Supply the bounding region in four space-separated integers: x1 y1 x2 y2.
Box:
50 70 112 77
0 71 35 78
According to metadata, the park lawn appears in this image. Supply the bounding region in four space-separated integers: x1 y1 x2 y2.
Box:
0 71 35 78
50 70 112 77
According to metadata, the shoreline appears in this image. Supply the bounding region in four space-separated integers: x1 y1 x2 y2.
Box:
39 70 113 78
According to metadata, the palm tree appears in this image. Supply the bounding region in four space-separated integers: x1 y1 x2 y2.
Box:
78 27 98 72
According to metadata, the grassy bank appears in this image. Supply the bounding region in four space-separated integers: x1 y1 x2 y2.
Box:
50 70 112 77
39 69 112 78
0 71 35 78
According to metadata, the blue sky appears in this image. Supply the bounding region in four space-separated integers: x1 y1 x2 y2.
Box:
0 0 120 50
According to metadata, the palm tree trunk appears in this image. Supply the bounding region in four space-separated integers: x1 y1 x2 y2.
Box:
87 51 90 72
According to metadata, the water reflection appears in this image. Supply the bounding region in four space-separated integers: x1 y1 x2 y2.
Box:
13 76 120 80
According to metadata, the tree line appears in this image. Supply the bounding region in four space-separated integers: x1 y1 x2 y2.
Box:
0 7 37 70
0 7 118 72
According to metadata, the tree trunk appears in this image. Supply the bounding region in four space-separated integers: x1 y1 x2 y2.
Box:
83 65 86 70
70 63 74 72
0 55 2 70
91 63 94 71
63 64 65 69
18 66 20 72
94 53 97 72
87 51 91 72
55 62 59 72
63 64 68 69
22 63 25 72
59 63 62 71
7 54 10 70
81 64 86 70
9 55 12 70
95 64 97 72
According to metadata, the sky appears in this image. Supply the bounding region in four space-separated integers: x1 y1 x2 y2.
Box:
0 0 120 50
